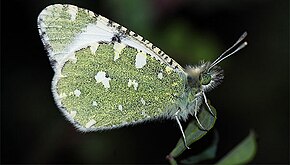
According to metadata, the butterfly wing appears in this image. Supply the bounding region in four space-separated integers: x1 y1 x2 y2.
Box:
38 4 187 131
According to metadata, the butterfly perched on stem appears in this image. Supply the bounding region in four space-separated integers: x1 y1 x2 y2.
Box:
38 4 247 149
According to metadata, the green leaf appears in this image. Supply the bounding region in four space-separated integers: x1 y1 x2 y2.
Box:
180 130 219 164
169 105 217 158
216 131 257 165
166 155 178 165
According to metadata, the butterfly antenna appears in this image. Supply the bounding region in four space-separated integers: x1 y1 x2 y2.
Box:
208 32 248 71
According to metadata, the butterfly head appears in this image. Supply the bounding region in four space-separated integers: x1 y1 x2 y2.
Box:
185 32 248 93
185 62 223 92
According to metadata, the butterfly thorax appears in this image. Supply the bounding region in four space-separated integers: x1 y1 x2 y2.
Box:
170 61 224 121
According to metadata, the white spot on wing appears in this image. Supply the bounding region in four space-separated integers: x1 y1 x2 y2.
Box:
70 110 77 119
95 71 111 88
74 89 81 97
165 66 173 74
85 119 96 128
59 93 67 98
141 110 150 118
113 42 126 61
68 5 78 21
90 43 99 54
92 101 98 106
141 98 146 105
157 72 163 79
68 52 77 63
135 51 147 68
118 105 123 111
128 79 138 90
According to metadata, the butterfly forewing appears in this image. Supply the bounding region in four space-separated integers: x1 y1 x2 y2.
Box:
38 4 184 71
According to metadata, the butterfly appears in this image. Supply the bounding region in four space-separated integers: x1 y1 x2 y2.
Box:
38 4 247 148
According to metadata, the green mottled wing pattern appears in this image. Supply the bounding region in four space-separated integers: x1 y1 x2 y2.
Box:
38 4 97 68
58 44 185 130
38 4 188 131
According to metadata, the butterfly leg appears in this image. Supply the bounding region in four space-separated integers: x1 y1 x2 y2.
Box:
175 110 190 149
194 100 207 131
202 92 216 118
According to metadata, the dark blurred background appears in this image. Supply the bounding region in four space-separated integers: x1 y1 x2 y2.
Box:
2 0 289 164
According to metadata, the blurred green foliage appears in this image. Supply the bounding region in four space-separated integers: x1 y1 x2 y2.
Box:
216 131 257 165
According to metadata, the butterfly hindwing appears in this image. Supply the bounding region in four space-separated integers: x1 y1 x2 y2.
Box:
38 4 187 131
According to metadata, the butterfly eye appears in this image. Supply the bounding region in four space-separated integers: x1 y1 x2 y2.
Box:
201 73 211 85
